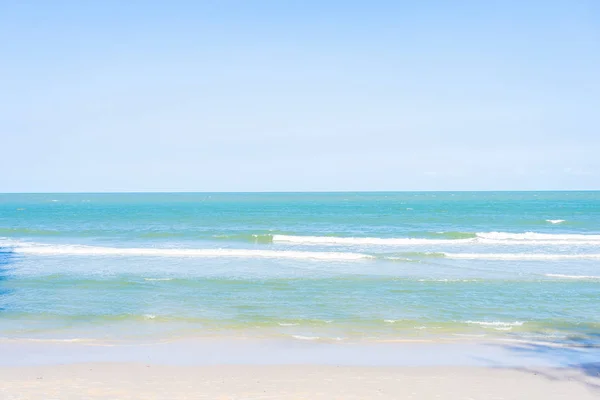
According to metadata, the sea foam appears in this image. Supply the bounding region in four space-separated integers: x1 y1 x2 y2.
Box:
291 335 320 341
12 243 371 261
272 235 471 245
475 231 600 241
444 253 600 260
272 232 600 246
545 274 600 280
465 321 524 327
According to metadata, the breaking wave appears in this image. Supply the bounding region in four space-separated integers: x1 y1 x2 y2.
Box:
272 232 600 246
545 274 600 280
9 243 371 261
273 235 472 245
444 253 600 260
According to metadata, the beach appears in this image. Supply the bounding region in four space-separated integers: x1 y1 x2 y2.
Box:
3 0 598 395
1 192 599 397
2 363 599 399
1 338 599 398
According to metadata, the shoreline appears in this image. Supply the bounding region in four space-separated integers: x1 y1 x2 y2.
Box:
3 337 600 368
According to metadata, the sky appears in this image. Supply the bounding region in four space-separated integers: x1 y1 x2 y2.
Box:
1 0 599 192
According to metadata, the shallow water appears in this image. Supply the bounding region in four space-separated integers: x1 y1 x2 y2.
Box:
1 192 599 344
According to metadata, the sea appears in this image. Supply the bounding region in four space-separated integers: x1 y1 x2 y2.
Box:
1 192 599 346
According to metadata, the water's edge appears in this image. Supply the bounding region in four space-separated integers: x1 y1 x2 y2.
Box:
3 338 600 368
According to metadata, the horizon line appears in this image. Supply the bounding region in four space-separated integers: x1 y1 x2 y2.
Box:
1 189 599 195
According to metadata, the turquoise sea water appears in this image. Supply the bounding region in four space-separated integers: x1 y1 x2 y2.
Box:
0 192 599 344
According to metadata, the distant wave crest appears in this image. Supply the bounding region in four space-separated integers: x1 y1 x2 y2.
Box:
545 274 600 280
475 231 600 241
272 234 473 245
444 253 600 260
382 251 600 261
273 232 600 246
465 320 524 327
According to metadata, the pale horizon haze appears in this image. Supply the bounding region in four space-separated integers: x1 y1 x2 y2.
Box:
1 0 599 192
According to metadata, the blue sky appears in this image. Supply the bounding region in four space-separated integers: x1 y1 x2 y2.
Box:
1 0 598 191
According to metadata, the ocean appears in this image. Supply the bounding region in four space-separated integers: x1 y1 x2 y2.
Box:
1 192 599 346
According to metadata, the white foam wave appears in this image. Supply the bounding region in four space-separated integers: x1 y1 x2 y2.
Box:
278 323 299 326
384 319 396 323
0 237 31 247
444 253 600 260
143 314 156 320
476 231 600 241
465 321 524 327
291 335 320 341
545 274 600 280
273 235 472 245
13 244 371 261
386 256 413 261
546 219 566 224
0 338 98 344
272 232 600 246
144 278 174 281
480 239 600 245
417 279 479 282
452 334 487 338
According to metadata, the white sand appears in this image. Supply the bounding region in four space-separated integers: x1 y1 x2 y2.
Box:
0 363 598 399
